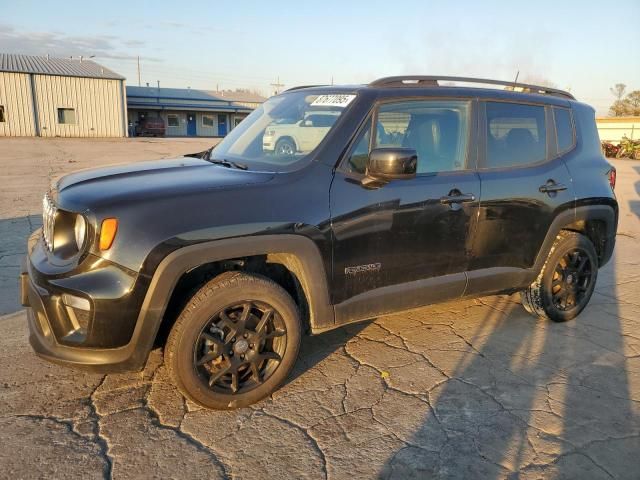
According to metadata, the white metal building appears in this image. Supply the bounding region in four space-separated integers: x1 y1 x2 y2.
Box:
0 53 127 137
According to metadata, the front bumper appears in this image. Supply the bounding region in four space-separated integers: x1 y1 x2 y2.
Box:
22 231 152 373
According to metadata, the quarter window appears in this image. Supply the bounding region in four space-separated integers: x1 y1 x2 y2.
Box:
202 115 215 127
485 102 547 168
553 107 574 153
0 105 5 122
57 108 76 124
167 114 179 127
346 122 371 173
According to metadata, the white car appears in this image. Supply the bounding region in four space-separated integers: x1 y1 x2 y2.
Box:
263 112 340 155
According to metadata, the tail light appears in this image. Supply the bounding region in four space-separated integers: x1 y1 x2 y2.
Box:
608 167 616 190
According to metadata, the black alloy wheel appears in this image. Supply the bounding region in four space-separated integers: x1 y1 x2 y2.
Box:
194 301 287 394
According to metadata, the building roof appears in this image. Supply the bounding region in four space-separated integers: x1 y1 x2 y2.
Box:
126 86 256 112
127 86 225 102
209 90 267 103
0 53 125 80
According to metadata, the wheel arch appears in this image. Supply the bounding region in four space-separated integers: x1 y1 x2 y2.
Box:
534 204 618 274
129 235 334 369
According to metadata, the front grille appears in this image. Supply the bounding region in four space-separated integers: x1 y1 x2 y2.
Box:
42 192 57 251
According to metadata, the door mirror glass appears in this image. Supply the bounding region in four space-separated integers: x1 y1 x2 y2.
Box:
366 148 417 181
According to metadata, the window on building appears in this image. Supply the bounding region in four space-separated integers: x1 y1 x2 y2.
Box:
0 105 5 122
553 107 575 153
167 114 179 127
202 115 215 127
485 102 547 168
57 108 76 124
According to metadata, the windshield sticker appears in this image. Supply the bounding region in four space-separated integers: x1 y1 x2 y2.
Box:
310 94 356 108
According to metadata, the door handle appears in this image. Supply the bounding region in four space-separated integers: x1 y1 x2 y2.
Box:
440 193 476 205
539 182 567 194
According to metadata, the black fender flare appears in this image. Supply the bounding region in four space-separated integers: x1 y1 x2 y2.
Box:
124 234 334 370
532 204 617 274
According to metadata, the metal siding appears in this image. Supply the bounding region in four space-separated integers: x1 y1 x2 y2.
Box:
0 72 36 136
196 112 218 136
163 111 187 136
33 74 124 137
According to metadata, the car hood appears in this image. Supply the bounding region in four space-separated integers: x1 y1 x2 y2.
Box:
54 156 275 212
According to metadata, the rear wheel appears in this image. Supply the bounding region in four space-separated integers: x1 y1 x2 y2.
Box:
165 272 302 409
521 231 598 322
275 138 296 156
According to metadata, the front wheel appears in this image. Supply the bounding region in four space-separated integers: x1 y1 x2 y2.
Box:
165 272 302 409
521 231 598 322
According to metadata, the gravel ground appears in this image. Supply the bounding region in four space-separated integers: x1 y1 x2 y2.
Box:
0 137 638 479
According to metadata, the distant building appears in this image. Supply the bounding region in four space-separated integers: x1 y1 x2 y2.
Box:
0 53 127 137
126 87 265 137
596 116 639 143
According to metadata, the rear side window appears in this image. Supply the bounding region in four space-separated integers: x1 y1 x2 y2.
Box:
553 107 574 153
484 102 547 168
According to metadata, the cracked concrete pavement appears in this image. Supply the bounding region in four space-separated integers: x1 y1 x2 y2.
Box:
1 138 639 479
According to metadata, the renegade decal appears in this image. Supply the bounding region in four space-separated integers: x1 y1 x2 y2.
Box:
344 263 382 275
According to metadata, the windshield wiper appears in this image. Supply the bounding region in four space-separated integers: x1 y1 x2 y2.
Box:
208 158 248 170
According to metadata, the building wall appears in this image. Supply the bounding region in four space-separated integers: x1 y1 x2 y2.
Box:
34 75 126 137
196 112 218 136
162 111 187 136
596 117 639 143
0 72 37 136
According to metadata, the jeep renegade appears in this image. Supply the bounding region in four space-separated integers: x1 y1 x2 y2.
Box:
21 76 618 409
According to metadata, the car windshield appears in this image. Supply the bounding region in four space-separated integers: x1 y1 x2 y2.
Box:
209 90 356 171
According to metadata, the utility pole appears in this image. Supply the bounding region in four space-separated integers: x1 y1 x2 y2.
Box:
157 80 160 90
137 56 141 87
270 77 284 95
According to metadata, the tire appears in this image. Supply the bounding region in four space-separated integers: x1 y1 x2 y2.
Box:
275 138 296 156
521 231 598 322
165 271 302 409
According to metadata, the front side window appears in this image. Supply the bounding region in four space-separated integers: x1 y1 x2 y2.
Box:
202 115 215 127
485 102 547 168
0 105 5 122
167 114 179 127
211 90 356 171
553 107 574 153
348 100 470 174
57 108 76 124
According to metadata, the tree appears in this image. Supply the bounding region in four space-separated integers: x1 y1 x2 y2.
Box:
609 89 640 117
610 83 627 101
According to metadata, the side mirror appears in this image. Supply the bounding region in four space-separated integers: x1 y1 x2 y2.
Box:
366 148 418 182
302 119 313 127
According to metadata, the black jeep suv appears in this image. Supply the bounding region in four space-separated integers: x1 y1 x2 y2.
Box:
21 76 618 409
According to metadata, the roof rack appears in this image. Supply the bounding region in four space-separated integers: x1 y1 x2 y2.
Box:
369 76 575 100
284 84 328 92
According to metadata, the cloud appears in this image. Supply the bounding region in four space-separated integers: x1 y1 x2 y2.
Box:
0 24 161 62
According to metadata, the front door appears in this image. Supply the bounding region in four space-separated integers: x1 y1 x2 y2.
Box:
330 98 480 317
187 113 197 136
218 114 227 136
466 100 574 294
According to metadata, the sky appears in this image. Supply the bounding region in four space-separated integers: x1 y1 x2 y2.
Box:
3 0 639 115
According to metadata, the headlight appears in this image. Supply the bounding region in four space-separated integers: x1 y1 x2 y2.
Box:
264 129 275 137
74 214 87 250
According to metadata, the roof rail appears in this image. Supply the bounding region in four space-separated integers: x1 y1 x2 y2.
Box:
283 84 328 92
369 76 575 100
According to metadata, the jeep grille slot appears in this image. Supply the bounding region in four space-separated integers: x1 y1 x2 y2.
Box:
42 193 57 251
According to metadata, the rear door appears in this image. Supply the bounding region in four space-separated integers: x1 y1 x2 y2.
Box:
466 100 574 294
330 98 480 309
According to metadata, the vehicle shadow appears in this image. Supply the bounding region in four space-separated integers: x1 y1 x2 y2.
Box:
0 214 41 317
379 254 637 478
